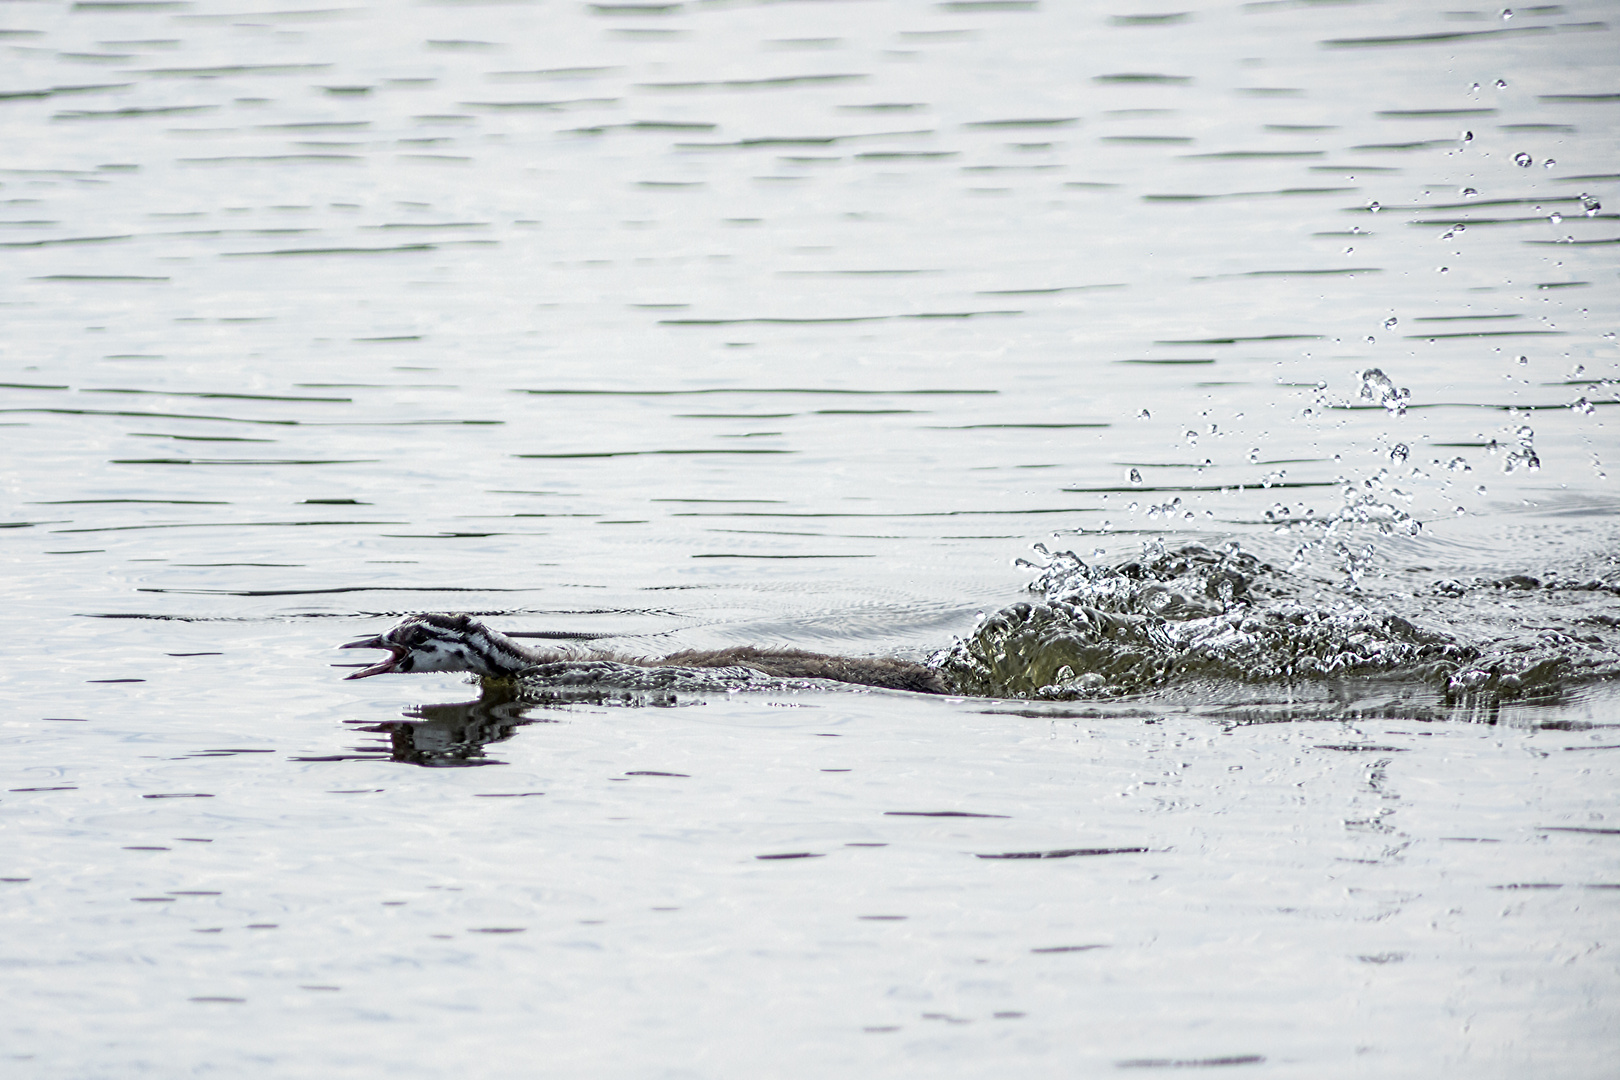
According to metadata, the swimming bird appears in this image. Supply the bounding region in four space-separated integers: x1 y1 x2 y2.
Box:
341 612 951 694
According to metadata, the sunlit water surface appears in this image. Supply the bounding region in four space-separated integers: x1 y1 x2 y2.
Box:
2 0 1617 1076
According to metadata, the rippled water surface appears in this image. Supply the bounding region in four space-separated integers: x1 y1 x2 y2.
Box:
3 0 1618 1076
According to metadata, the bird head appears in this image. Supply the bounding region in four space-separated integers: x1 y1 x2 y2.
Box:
341 613 517 679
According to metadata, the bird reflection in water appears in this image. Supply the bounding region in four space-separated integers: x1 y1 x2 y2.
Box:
351 682 686 768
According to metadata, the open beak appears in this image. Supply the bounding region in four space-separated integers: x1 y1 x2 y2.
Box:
340 635 403 679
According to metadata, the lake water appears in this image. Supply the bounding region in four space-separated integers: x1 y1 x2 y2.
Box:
2 0 1617 1075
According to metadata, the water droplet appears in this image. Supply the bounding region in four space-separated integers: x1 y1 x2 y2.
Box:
1543 158 1556 169
1514 152 1533 167
1581 194 1602 216
1517 355 1529 365
1438 266 1449 274
1446 456 1470 472
1461 187 1478 198
1383 317 1398 329
1495 79 1508 89
1367 201 1381 213
1359 368 1410 415
1365 335 1376 345
1128 468 1143 485
1571 397 1595 415
1137 408 1150 419
1389 443 1409 464
1549 212 1563 225
1476 484 1488 495
1500 7 1512 18
1461 130 1474 143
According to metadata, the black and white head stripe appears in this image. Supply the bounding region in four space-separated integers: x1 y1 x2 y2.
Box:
341 613 542 680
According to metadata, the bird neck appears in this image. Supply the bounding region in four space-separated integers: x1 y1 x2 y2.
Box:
464 623 558 679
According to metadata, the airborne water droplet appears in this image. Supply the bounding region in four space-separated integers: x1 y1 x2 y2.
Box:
1359 368 1409 415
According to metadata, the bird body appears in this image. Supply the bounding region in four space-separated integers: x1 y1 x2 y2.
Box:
342 613 950 694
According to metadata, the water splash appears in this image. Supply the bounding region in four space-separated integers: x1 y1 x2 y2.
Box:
934 542 1620 706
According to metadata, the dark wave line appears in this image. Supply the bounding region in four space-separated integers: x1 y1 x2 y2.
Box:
0 83 132 100
1323 26 1550 48
83 388 351 402
54 105 217 119
0 408 298 424
0 234 131 248
54 520 401 533
1402 330 1567 339
1154 334 1321 345
222 244 436 257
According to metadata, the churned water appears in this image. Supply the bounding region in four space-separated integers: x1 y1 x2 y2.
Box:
2 0 1617 1076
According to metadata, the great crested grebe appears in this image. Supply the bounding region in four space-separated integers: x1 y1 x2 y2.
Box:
341 612 951 694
